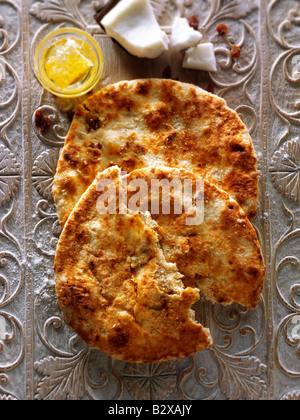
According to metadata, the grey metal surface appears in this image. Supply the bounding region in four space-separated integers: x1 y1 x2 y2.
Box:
0 0 299 400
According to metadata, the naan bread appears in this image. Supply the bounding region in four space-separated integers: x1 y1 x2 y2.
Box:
54 166 265 363
125 167 265 309
54 167 213 363
53 79 259 227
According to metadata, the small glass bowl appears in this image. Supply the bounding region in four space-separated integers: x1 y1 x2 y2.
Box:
34 28 104 98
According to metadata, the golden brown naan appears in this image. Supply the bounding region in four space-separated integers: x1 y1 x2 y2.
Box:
54 166 213 363
125 167 265 309
54 166 265 363
53 79 259 227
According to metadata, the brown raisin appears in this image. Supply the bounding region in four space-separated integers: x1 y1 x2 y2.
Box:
35 110 51 134
217 24 228 36
231 45 241 59
188 16 199 31
206 83 215 94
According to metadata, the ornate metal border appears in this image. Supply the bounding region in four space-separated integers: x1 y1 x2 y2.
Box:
0 0 299 400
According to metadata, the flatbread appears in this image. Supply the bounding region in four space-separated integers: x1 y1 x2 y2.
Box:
53 79 259 227
125 167 265 309
54 166 213 363
54 166 265 363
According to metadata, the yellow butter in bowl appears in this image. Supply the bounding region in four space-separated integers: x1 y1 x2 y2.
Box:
34 28 104 98
45 38 94 89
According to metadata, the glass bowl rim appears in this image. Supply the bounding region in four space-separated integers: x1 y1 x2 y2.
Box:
34 27 104 98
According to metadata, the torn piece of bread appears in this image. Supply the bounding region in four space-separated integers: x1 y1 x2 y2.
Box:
54 166 265 363
54 167 212 363
125 167 265 309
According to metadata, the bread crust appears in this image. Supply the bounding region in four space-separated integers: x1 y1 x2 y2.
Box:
54 166 265 363
53 79 259 227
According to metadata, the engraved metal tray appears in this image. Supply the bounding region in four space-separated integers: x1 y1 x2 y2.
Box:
1 0 300 400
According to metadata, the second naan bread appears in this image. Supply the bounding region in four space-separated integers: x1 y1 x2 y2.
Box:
53 79 259 227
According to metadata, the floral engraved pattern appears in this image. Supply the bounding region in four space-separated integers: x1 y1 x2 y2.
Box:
202 0 258 28
28 0 268 400
35 349 90 400
33 200 61 257
30 0 169 27
270 138 300 203
32 105 66 148
35 347 114 400
32 149 60 201
0 1 21 152
122 362 177 400
30 0 87 27
281 391 300 400
0 0 21 55
0 374 19 400
267 0 300 386
210 19 259 102
213 350 267 400
0 144 21 207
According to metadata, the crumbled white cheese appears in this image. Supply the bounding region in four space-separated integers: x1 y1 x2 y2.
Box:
183 43 217 72
101 0 169 59
171 17 202 52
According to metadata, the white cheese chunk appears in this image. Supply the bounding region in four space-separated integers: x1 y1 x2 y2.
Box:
171 17 202 52
183 43 217 72
101 0 169 59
